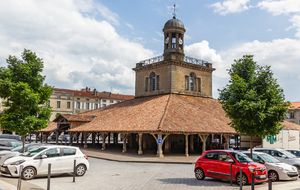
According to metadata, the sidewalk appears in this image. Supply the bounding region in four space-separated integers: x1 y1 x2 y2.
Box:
0 177 43 190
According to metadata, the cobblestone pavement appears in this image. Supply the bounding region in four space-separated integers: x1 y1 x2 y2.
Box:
18 157 300 190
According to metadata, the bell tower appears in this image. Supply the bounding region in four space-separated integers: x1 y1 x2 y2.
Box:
163 6 186 61
133 6 215 98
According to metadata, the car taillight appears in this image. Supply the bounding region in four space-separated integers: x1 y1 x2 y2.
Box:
84 155 88 160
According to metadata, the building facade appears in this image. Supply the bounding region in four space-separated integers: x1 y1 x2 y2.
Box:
49 88 134 121
286 102 300 124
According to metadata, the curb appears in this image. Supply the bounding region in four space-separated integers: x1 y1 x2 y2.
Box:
86 155 194 165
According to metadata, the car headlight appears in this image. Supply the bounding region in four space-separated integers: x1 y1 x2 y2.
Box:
9 160 25 165
248 166 255 172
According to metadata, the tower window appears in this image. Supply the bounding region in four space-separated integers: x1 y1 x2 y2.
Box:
150 72 156 91
189 74 194 91
172 33 176 49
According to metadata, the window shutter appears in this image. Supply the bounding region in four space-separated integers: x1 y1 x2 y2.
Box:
89 103 92 110
80 102 82 109
74 102 77 109
84 103 86 109
92 103 94 109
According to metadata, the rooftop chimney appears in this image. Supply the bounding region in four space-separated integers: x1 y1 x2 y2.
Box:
93 88 97 95
86 87 88 91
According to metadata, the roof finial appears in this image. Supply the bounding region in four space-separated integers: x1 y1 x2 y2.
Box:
172 3 177 19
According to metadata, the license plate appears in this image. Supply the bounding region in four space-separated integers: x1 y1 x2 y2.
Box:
1 167 5 172
259 175 266 178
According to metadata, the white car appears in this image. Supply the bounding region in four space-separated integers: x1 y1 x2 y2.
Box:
243 151 298 181
0 145 89 180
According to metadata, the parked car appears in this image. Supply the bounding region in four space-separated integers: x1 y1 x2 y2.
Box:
253 148 300 175
26 134 39 141
0 134 21 141
0 145 89 180
194 150 268 185
0 139 22 151
286 149 300 157
58 135 70 142
243 151 298 181
0 143 51 165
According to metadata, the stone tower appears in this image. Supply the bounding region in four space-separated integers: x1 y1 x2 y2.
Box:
133 16 215 98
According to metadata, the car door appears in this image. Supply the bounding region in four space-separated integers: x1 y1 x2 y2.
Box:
218 152 234 179
202 152 219 177
60 148 77 173
35 148 62 174
269 150 287 163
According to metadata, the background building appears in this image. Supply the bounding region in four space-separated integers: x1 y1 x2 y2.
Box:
286 102 300 124
50 87 134 121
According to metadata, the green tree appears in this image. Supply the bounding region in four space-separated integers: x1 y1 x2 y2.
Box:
218 55 290 158
0 49 53 152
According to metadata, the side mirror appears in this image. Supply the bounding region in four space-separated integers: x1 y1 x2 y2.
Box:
259 160 265 164
41 155 47 159
282 155 287 159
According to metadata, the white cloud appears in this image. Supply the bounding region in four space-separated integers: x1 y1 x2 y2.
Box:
258 0 300 15
211 38 300 101
0 0 154 95
209 0 250 15
185 41 222 64
258 0 300 38
125 23 134 29
267 29 272 32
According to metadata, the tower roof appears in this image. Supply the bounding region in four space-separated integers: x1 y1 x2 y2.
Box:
163 18 185 29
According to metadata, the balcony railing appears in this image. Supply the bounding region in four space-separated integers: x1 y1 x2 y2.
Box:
136 55 209 68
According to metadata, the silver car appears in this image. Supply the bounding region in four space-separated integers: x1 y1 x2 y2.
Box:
243 151 298 181
253 148 300 175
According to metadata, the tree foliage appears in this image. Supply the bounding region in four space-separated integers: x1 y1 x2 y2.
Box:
0 49 52 140
218 55 290 142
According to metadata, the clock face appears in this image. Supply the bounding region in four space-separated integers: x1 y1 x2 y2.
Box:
165 37 169 44
179 38 183 45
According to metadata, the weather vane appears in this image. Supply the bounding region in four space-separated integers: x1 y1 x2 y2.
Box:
172 3 178 19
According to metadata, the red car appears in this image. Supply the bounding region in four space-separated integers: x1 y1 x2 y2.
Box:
194 150 268 185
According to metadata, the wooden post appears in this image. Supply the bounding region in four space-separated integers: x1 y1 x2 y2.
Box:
223 134 231 150
185 134 189 157
198 134 209 155
151 133 169 158
45 132 48 143
121 133 128 153
84 133 88 149
100 133 108 150
138 133 143 155
92 132 95 146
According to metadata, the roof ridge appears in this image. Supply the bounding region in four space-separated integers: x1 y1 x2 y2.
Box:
157 94 172 130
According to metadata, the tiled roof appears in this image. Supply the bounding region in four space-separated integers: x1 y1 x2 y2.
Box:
53 88 98 98
282 120 300 130
39 122 57 132
53 114 96 122
95 92 134 100
290 102 300 109
68 94 236 134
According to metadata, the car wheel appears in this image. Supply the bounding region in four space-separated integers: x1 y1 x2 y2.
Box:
76 164 86 176
295 166 300 177
22 167 36 180
195 167 205 180
236 173 248 186
268 171 278 181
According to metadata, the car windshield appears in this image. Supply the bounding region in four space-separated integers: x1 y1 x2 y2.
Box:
20 147 47 157
11 141 22 148
260 153 280 163
11 144 31 152
230 152 253 163
281 150 296 158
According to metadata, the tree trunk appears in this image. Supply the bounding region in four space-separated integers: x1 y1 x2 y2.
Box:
250 135 253 159
22 135 25 153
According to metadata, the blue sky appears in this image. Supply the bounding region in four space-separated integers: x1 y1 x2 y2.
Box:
0 0 300 101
